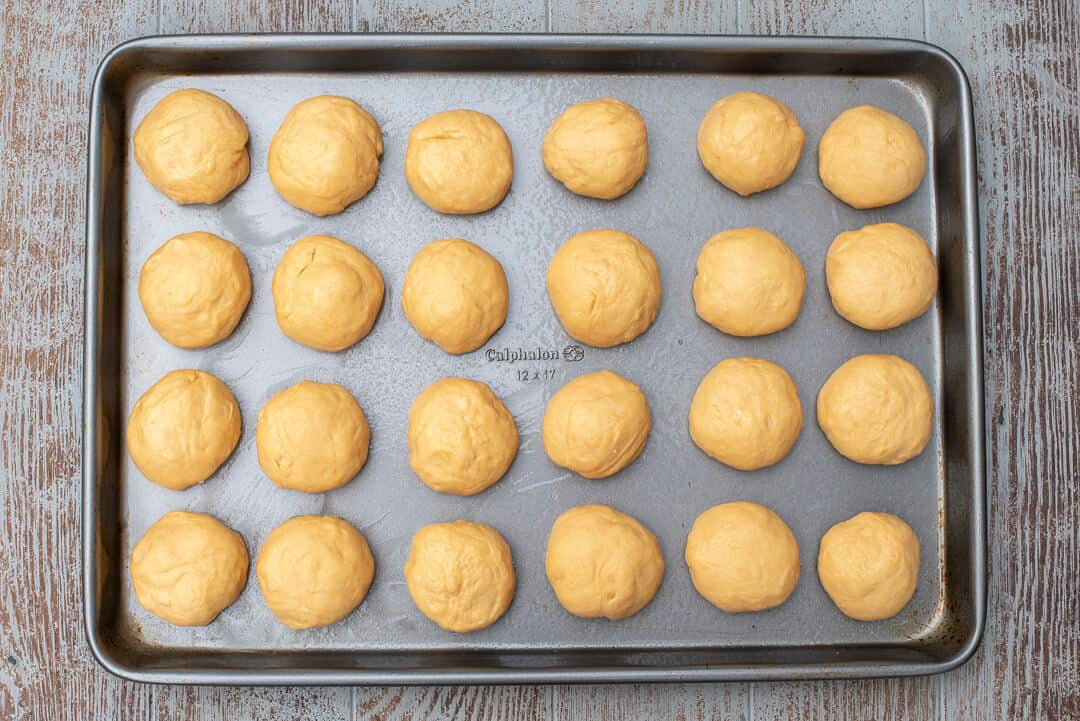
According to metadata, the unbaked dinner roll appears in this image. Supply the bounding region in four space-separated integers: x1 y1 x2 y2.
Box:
543 97 648 199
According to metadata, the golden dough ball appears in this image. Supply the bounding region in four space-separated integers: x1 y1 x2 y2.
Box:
133 88 250 204
256 515 375 630
542 370 651 479
696 91 804 196
131 511 249 626
818 105 926 208
126 369 241 491
693 227 806 337
685 501 800 612
542 97 648 200
405 109 513 214
546 229 662 348
689 358 802 471
818 512 920 621
826 222 938 330
138 231 251 349
408 377 518 496
401 239 509 354
257 381 370 494
817 354 934 465
267 95 383 216
545 505 664 620
405 520 515 632
272 235 385 352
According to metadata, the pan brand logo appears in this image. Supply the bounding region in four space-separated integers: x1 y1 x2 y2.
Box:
485 345 585 363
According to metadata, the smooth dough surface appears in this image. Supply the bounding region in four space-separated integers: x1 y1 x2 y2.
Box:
542 370 650 479
826 222 938 330
408 377 518 496
685 501 800 612
405 521 515 632
542 97 648 200
693 227 805 337
547 229 661 348
818 512 920 621
818 105 926 209
267 95 383 216
696 91 804 196
138 231 251 348
401 239 509 354
126 369 241 490
133 88 249 204
689 357 802 471
257 381 370 493
817 354 933 465
545 505 664 620
131 511 249 626
405 109 513 214
272 235 385 352
256 515 375 629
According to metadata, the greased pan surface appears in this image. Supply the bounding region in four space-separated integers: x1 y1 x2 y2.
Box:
83 34 985 684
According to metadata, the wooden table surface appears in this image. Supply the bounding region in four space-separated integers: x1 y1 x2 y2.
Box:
1 0 1078 718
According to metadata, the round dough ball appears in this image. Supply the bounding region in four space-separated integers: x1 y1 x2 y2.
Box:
689 358 802 471
545 505 664 620
542 370 650 479
267 95 383 216
126 369 241 490
685 501 800 612
133 88 250 204
405 109 513 214
542 97 648 200
826 222 938 330
405 521 515 632
817 354 933 465
257 381 370 493
408 378 518 496
696 91 804 196
693 227 805 337
138 231 252 349
818 105 927 209
256 515 375 629
547 229 662 348
131 511 249 626
818 512 920 621
401 239 509 354
272 235 385 352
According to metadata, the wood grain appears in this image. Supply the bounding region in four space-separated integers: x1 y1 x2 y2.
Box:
547 0 735 33
353 686 550 720
159 0 363 32
359 0 546 31
552 683 749 720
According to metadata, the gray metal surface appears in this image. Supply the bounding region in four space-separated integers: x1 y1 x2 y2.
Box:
82 34 985 684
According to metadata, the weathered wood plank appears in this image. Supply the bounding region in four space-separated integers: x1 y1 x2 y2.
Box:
739 0 923 37
352 686 551 720
547 0 735 33
552 684 749 721
159 0 362 32
150 687 353 721
358 0 546 32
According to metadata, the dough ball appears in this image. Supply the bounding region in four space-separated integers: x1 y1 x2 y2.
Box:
818 512 920 621
272 235 385 352
685 501 800 612
138 231 252 349
126 369 241 490
401 239 509 354
257 381 370 493
689 358 802 471
131 511 249 626
542 370 650 479
405 520 515 632
256 515 375 629
405 109 513 214
408 378 518 496
696 91 804 196
818 105 926 209
547 229 662 347
817 354 933 465
133 88 250 204
545 505 664 620
826 222 938 330
693 227 805 337
267 95 383 216
542 97 648 199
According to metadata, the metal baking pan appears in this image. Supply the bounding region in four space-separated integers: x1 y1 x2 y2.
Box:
82 34 985 684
